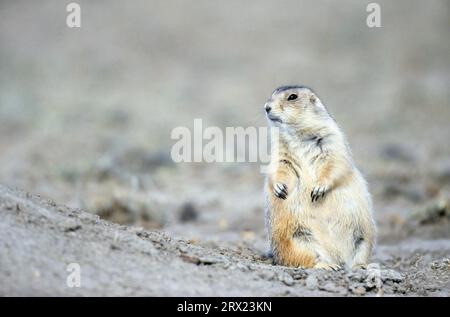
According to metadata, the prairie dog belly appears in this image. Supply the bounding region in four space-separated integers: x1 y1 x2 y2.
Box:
291 173 373 267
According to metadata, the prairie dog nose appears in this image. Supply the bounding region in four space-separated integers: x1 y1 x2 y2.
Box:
264 103 272 113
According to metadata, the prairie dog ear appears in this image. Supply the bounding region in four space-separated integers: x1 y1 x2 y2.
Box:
309 93 317 105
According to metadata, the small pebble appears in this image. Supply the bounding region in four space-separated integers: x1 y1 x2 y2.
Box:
352 286 366 296
179 203 198 222
280 273 295 286
305 274 318 290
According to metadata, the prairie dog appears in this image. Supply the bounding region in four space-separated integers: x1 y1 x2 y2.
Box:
264 85 376 270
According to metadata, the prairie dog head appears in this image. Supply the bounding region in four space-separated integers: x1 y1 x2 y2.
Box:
264 85 331 131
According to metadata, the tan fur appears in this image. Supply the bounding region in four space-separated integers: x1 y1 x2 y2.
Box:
267 162 316 267
264 86 376 270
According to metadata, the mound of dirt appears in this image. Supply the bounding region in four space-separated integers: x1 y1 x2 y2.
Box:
0 184 448 296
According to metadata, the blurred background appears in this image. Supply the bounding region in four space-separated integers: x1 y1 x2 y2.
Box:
0 0 449 252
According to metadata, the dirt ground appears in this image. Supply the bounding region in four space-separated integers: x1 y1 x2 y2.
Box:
0 1 449 296
1 184 449 296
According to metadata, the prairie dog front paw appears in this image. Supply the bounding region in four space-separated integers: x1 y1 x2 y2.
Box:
311 184 330 202
273 183 288 200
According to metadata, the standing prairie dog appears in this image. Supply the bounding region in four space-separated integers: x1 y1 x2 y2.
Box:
264 85 376 270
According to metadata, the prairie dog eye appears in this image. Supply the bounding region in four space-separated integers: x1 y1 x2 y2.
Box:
287 94 298 101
